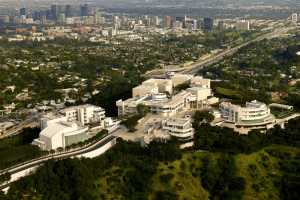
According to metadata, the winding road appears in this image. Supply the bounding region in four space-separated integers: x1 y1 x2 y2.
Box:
0 134 118 191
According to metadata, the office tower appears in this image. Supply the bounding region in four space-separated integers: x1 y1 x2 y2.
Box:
192 19 198 30
145 18 151 26
80 4 89 17
0 15 10 24
203 17 214 31
151 16 160 27
20 8 26 16
65 5 72 18
41 15 47 24
51 5 58 20
113 16 121 29
32 11 38 21
121 16 128 26
217 20 225 30
184 16 198 30
46 9 52 20
164 16 172 28
173 21 183 29
175 16 185 23
291 13 298 23
32 11 40 21
58 13 66 24
57 5 64 15
94 10 102 24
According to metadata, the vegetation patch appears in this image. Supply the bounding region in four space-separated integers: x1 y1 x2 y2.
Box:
0 128 43 170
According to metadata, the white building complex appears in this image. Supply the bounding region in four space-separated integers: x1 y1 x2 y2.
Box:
33 104 114 150
162 117 194 140
116 74 218 117
60 104 106 127
132 78 173 97
220 100 275 127
142 116 194 148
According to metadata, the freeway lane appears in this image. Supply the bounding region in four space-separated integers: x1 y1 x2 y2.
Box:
182 26 296 75
145 26 297 77
0 113 40 139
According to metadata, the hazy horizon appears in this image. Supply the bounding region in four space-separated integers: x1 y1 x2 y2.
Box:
0 0 299 9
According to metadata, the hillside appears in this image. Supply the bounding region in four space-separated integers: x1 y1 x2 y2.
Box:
3 117 300 200
3 145 299 200
93 145 299 200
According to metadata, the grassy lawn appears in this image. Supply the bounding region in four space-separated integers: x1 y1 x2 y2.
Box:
215 87 243 100
270 108 294 119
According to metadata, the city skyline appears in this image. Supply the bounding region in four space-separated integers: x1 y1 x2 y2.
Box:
1 0 300 8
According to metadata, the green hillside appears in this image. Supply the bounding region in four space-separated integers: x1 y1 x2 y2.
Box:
3 117 300 200
93 145 299 200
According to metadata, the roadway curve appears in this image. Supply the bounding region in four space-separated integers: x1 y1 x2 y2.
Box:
0 134 117 190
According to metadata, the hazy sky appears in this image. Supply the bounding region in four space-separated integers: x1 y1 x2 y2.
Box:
0 0 299 8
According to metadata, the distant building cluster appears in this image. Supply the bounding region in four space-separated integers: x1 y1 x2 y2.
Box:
0 3 254 34
0 3 264 45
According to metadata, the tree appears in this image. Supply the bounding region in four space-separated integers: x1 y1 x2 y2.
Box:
154 191 178 200
137 104 149 117
0 172 10 184
121 115 142 132
193 111 214 128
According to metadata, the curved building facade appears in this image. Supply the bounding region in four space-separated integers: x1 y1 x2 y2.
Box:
220 100 275 127
162 118 194 140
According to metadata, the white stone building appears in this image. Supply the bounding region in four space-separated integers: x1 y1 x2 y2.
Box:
132 78 173 97
32 114 89 150
162 117 194 140
171 73 193 87
33 104 109 150
190 76 211 88
116 74 218 116
60 104 106 127
220 100 275 127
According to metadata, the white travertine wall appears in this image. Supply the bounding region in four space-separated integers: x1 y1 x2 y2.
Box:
2 166 38 193
76 138 117 159
2 138 118 193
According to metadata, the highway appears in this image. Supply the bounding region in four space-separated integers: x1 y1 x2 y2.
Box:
0 120 38 139
275 113 300 125
0 133 117 191
0 113 40 139
145 25 297 77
